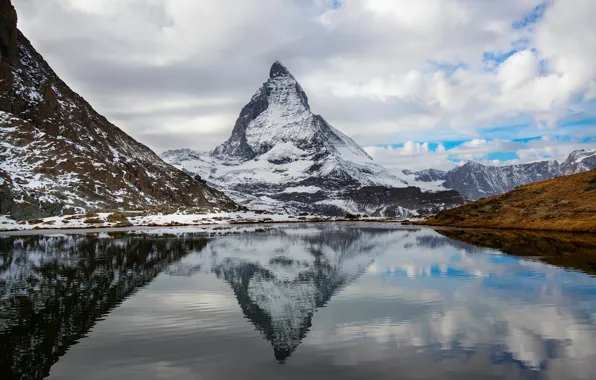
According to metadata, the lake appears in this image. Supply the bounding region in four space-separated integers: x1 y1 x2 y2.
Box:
2 223 596 380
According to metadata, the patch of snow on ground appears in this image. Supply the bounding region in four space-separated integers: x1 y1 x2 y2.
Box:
282 186 321 194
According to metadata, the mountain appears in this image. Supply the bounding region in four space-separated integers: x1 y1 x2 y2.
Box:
406 150 596 200
421 169 596 232
560 149 596 175
162 62 464 217
0 0 239 220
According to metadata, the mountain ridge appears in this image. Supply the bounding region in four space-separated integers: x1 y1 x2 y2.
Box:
406 150 595 200
0 0 240 220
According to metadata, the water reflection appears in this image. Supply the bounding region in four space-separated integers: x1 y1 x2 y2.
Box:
167 226 394 362
0 233 208 380
436 228 596 275
1 224 596 380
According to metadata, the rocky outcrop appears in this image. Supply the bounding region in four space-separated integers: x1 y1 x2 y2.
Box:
0 0 240 220
0 0 18 67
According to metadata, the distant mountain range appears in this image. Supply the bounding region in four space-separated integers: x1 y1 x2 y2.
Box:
162 62 464 217
423 168 596 233
0 0 239 220
405 149 596 200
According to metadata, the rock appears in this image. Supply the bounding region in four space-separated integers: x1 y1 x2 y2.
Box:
0 0 18 67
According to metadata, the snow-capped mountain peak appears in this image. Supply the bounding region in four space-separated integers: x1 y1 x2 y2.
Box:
163 62 464 216
212 61 374 169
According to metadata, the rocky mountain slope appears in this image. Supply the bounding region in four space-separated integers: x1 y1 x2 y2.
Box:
162 62 463 217
422 169 596 232
406 149 596 200
0 0 239 220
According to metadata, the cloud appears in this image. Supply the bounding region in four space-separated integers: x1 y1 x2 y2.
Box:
13 0 596 159
364 135 596 172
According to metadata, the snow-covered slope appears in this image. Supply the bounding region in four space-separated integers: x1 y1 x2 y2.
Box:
443 159 562 200
407 149 595 200
0 0 239 220
560 149 596 175
162 62 463 216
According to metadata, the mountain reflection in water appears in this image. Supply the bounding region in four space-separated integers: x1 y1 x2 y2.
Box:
1 224 596 380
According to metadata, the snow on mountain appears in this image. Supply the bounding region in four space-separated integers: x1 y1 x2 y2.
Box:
162 62 463 216
408 150 595 200
0 0 240 220
560 149 596 175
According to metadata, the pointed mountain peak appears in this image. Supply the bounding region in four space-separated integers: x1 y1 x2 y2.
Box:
462 161 484 169
270 61 293 79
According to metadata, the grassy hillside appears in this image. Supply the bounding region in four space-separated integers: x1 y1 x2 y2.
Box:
421 169 596 233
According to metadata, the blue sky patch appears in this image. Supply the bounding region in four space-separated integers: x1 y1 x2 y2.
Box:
487 151 519 161
513 2 548 29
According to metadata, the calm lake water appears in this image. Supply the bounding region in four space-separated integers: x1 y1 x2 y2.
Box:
2 223 596 380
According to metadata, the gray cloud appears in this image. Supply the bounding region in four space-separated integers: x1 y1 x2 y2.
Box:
12 0 596 163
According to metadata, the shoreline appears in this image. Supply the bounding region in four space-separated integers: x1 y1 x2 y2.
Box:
0 216 413 235
415 221 596 234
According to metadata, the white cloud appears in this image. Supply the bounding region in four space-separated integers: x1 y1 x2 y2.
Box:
498 50 539 92
12 0 596 158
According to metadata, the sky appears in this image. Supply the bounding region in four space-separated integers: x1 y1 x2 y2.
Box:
13 0 596 171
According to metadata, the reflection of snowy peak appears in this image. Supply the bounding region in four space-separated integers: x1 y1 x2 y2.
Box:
162 62 464 216
169 227 399 362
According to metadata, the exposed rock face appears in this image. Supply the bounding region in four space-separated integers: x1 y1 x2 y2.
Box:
0 0 240 220
0 0 18 67
348 186 465 217
403 168 446 183
163 61 464 217
560 149 596 175
408 150 596 200
442 160 561 200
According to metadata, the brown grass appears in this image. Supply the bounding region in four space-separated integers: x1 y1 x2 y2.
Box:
419 169 596 233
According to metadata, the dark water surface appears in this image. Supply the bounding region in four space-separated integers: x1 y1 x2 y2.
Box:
2 223 596 380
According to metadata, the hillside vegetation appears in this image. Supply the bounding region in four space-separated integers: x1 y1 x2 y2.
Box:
421 169 596 233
